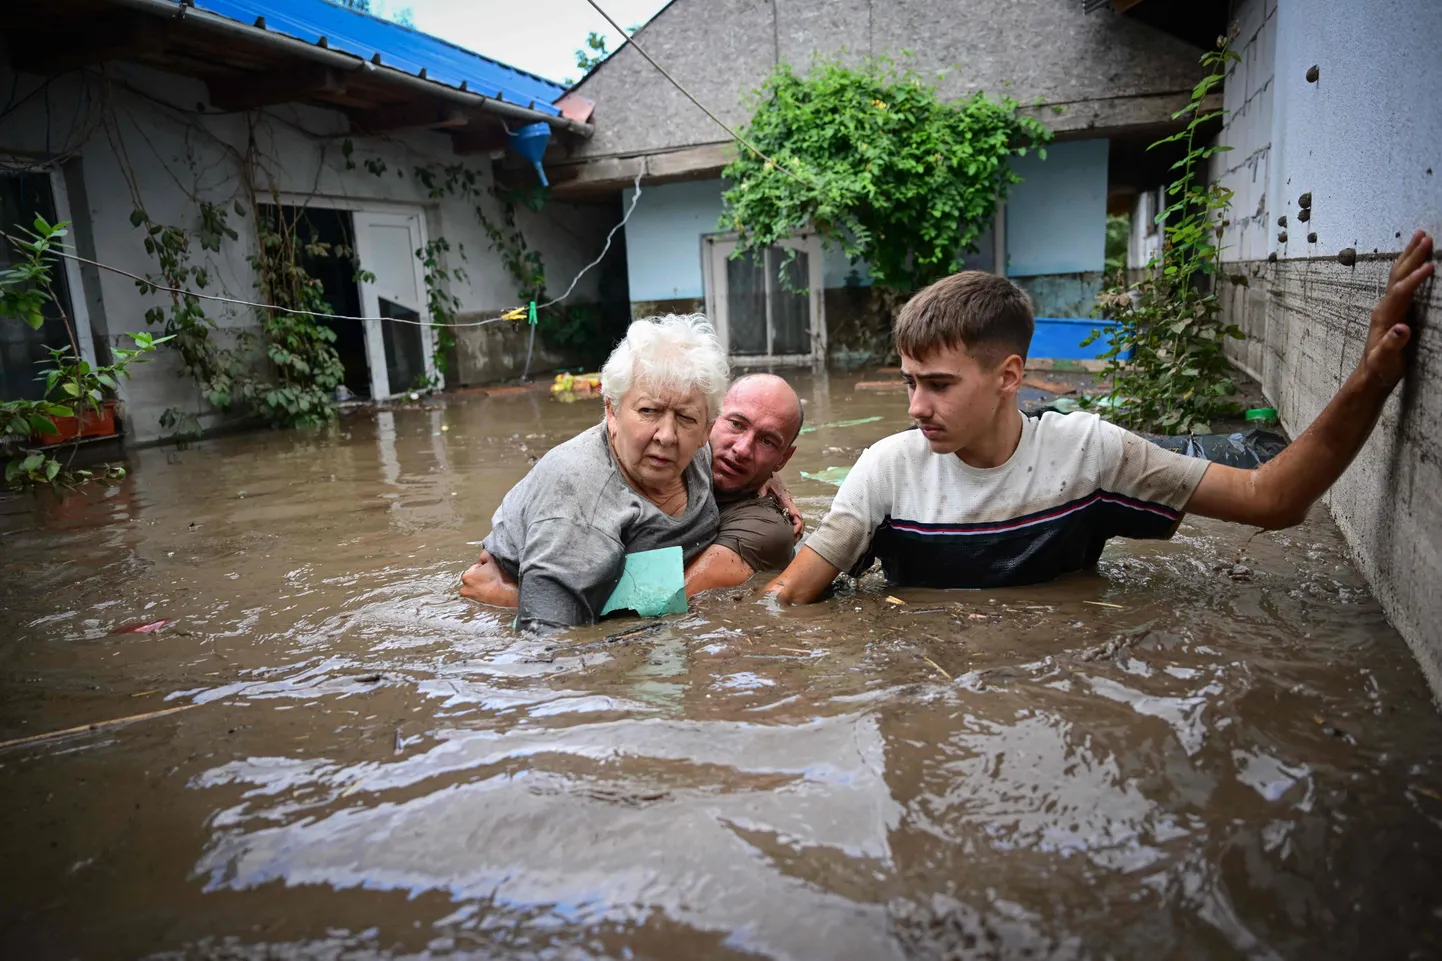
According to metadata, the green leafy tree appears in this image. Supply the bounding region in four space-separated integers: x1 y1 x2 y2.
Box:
1104 213 1130 273
562 27 638 85
1086 37 1244 435
576 31 610 72
721 55 1051 298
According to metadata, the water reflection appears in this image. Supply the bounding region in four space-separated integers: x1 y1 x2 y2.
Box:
1 370 1441 960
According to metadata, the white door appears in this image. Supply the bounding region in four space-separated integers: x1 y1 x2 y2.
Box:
703 232 826 365
352 210 438 398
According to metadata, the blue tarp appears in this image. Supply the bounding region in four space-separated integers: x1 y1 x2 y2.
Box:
184 0 566 115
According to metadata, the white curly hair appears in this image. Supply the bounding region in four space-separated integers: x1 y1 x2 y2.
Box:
600 314 730 420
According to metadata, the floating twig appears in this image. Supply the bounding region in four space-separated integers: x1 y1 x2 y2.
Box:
0 703 198 752
920 655 953 681
1082 601 1126 610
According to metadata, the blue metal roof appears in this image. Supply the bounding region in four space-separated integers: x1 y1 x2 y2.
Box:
185 0 567 115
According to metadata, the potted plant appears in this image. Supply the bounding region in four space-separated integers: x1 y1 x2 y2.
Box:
3 217 168 486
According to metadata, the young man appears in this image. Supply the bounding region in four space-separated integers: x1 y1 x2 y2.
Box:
766 231 1435 604
461 373 804 607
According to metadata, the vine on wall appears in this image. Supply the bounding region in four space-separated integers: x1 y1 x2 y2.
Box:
723 55 1052 297
1084 36 1245 435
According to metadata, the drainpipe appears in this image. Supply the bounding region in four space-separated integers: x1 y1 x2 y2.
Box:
105 0 593 138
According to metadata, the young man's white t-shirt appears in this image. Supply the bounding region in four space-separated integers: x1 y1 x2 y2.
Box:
805 410 1211 588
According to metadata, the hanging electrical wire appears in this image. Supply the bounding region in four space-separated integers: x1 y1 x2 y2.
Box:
581 0 810 186
1 163 646 331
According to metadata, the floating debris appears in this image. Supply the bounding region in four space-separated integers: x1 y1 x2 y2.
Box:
919 654 952 681
109 619 170 635
0 704 198 752
800 416 882 434
800 466 853 487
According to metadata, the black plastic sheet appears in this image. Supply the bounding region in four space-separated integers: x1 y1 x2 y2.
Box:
1145 428 1288 468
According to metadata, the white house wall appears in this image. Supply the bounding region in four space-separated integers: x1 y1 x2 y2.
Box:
0 58 614 443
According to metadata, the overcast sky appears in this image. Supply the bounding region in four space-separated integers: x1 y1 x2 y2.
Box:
370 0 673 85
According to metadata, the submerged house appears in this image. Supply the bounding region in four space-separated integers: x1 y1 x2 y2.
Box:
518 0 1229 366
0 0 616 442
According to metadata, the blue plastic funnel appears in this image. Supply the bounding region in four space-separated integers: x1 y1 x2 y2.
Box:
509 122 551 187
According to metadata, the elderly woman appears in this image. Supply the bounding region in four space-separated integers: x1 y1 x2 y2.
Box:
472 314 729 631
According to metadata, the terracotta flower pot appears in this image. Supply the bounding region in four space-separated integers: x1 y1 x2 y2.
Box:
35 414 82 446
32 401 118 446
80 399 118 438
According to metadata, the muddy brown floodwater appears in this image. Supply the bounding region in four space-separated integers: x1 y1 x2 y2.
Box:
3 368 1442 961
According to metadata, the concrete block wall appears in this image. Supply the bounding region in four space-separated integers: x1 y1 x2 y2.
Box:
1214 0 1442 693
1218 260 1442 691
1213 0 1277 262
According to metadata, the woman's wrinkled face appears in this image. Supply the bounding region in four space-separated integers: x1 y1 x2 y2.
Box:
605 384 711 492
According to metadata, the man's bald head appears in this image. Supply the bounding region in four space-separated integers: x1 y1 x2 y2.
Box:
726 374 804 438
710 373 803 496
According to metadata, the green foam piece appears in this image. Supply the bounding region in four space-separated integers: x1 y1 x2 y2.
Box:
799 415 881 434
600 546 687 618
800 465 852 487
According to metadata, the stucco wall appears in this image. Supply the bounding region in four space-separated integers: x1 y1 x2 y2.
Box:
573 0 1206 160
0 59 614 443
621 178 724 303
1214 0 1442 694
1006 139 1109 278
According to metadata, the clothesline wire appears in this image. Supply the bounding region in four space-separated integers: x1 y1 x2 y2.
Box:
3 165 644 331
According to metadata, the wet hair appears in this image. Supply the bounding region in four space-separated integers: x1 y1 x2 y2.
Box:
727 372 805 443
892 271 1034 367
601 314 731 419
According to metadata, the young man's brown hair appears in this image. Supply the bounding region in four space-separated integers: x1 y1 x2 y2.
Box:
892 271 1034 367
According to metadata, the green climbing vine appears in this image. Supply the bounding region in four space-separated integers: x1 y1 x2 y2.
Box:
133 199 349 434
248 203 348 425
722 55 1052 295
418 235 466 385
1085 36 1245 435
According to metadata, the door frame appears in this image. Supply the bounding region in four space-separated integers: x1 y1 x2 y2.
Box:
702 230 826 366
0 160 98 367
349 208 439 398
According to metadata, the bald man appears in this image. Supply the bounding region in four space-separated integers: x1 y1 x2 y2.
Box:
461 373 804 607
684 373 804 594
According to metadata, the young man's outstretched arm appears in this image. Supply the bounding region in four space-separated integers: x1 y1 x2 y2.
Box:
763 546 842 605
1186 230 1433 527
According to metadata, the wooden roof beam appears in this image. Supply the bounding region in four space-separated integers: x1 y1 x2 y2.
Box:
351 102 469 136
451 123 512 156
207 63 347 112
8 15 167 74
